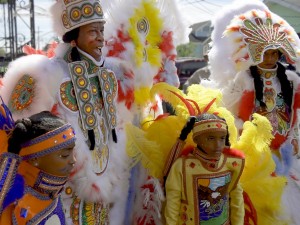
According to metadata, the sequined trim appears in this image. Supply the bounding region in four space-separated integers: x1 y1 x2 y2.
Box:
33 172 67 197
0 153 21 213
20 124 76 160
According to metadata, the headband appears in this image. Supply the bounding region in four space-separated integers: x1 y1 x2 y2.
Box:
20 124 76 160
193 119 227 140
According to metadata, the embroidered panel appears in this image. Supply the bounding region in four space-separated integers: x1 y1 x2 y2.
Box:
98 68 117 129
69 61 98 130
195 172 231 224
70 196 109 225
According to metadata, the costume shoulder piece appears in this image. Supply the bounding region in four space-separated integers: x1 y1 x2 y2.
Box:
0 54 65 120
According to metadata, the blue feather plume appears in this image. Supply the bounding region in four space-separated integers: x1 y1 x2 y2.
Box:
273 142 293 176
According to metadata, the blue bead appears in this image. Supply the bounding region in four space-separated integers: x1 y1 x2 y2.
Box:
20 208 28 218
63 134 67 139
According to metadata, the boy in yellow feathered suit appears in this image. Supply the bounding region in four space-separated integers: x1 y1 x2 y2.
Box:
164 113 245 225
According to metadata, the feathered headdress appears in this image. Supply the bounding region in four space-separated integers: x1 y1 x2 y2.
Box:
224 8 300 71
208 0 269 84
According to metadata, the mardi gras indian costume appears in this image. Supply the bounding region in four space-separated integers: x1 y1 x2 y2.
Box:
0 98 76 225
203 0 300 223
0 0 183 224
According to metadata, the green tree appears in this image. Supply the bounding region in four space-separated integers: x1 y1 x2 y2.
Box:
176 43 196 57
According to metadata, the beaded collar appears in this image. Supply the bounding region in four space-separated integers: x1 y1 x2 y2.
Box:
64 46 105 74
257 65 277 80
193 148 223 171
18 161 68 199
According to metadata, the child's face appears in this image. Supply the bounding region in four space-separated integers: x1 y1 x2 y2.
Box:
33 143 76 177
194 130 227 157
258 49 279 69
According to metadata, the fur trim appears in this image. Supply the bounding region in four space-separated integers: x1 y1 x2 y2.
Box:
0 54 64 120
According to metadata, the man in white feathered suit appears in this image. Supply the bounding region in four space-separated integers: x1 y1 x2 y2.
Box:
0 0 184 224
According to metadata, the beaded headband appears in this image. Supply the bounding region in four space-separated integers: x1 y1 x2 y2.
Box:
192 119 227 140
19 124 76 160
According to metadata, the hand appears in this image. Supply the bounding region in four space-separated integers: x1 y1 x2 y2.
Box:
179 117 196 141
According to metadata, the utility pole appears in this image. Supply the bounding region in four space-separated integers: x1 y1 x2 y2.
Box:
29 0 35 48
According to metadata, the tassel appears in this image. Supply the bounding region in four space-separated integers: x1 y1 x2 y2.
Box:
87 129 95 150
112 128 117 143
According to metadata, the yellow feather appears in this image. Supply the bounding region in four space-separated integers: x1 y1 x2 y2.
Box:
126 123 163 178
134 86 151 106
232 113 287 224
128 0 163 67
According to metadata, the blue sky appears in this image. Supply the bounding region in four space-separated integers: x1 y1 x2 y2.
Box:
0 0 234 50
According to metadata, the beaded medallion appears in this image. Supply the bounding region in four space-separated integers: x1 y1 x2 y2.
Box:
60 81 78 112
9 75 35 113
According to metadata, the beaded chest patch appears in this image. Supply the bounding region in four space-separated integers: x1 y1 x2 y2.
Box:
69 61 98 131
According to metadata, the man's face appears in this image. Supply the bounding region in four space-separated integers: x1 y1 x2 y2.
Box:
76 22 105 62
258 49 280 69
194 130 227 157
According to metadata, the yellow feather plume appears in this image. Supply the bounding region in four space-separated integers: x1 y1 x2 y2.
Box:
126 123 163 178
134 86 151 106
128 0 163 67
150 83 237 143
150 82 190 119
232 113 287 225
